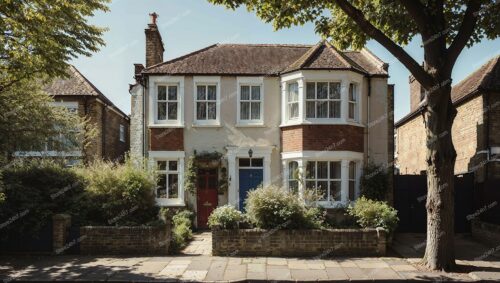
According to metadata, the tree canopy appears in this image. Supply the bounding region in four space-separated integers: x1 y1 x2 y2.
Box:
0 0 110 91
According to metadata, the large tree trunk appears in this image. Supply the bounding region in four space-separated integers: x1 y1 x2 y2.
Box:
422 82 457 271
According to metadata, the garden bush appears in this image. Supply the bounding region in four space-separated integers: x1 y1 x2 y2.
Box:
245 185 326 229
208 205 245 229
0 160 85 238
74 160 159 226
347 196 399 234
360 162 389 201
168 209 194 253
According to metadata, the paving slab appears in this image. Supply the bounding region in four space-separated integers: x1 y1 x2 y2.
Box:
290 269 328 280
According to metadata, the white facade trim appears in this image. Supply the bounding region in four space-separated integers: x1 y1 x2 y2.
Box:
226 146 274 209
148 76 185 127
14 151 82 157
148 150 186 206
236 76 264 126
193 76 221 127
281 151 363 160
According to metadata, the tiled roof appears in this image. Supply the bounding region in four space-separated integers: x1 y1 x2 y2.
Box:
45 65 129 118
395 55 500 127
144 42 388 76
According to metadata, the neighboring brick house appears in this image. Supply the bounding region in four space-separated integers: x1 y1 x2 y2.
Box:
395 55 500 182
16 65 130 164
130 15 393 228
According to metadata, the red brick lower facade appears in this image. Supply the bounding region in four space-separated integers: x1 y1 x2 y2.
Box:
149 128 184 151
281 124 364 152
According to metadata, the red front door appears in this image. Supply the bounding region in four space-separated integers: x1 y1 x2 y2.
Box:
197 168 218 229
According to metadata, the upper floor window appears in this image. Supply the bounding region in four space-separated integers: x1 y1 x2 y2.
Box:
157 85 178 121
156 160 179 200
239 85 262 123
306 82 341 119
196 84 217 121
348 83 358 121
305 161 341 202
287 82 299 120
119 124 126 143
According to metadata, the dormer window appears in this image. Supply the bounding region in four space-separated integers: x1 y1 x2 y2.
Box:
306 82 341 119
287 82 299 120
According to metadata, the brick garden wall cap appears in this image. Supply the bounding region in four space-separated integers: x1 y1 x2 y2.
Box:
52 214 71 220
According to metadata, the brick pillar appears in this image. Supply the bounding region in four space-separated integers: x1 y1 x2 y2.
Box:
52 214 71 254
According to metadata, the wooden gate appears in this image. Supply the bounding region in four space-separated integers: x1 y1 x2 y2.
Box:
394 173 474 233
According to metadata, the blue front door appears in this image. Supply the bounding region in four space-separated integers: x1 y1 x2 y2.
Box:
238 169 263 210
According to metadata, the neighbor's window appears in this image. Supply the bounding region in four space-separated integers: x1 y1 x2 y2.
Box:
348 83 358 121
349 161 357 201
157 85 178 121
305 161 341 202
156 160 179 199
287 82 299 119
240 85 262 122
119 124 125 143
196 84 217 121
306 82 341 119
288 161 299 194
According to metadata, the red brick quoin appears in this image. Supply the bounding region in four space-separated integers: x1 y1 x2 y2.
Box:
149 128 184 151
281 125 364 152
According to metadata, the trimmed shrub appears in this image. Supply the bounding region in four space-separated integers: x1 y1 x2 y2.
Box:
169 209 194 253
74 160 159 226
360 162 389 201
208 205 245 229
347 196 399 234
245 185 326 229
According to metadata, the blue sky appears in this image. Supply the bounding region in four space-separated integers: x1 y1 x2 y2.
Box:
72 0 500 121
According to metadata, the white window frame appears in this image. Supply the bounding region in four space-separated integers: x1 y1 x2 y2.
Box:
287 81 300 121
348 161 357 201
156 84 179 122
348 82 359 121
305 81 342 120
287 161 299 193
193 76 221 127
148 76 184 128
237 77 264 126
149 151 185 206
305 160 342 204
119 124 126 143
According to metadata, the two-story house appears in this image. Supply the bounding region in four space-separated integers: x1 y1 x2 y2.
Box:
130 14 393 228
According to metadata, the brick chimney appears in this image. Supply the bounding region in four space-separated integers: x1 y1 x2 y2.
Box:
145 12 164 67
409 75 425 111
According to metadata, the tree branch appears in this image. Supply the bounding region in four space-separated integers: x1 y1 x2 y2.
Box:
398 0 433 37
333 0 434 88
446 0 481 72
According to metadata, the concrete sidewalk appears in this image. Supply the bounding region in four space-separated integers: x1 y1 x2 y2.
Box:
0 233 498 282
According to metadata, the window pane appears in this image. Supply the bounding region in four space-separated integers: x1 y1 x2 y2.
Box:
329 101 341 118
305 181 316 190
207 85 217 100
158 86 167 100
330 181 341 201
330 161 341 179
288 83 298 102
317 161 328 179
289 180 298 194
241 85 250 100
167 102 177 120
169 160 178 171
157 174 167 198
317 181 328 200
239 158 251 167
349 83 355 101
329 83 341 99
349 103 355 119
306 162 315 179
197 85 206 100
316 100 328 118
157 102 166 120
197 102 206 120
306 82 315 99
168 86 177 100
317 82 328 99
207 102 217 119
288 161 298 179
157 161 167 170
349 181 355 201
306 101 315 118
168 174 179 199
240 102 250 120
290 103 299 119
251 158 263 167
349 162 356 178
251 86 260 100
250 102 260 119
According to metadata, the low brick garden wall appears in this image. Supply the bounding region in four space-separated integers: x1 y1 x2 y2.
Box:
212 228 386 257
472 220 500 246
79 225 171 255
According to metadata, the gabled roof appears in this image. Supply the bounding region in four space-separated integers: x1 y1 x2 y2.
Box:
45 65 129 118
143 42 388 76
395 55 500 127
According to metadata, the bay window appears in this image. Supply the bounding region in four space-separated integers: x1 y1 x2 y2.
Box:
287 82 299 119
349 161 357 201
306 82 341 119
348 83 358 121
288 161 299 194
305 161 342 202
